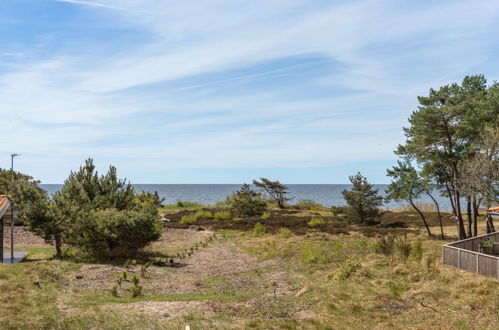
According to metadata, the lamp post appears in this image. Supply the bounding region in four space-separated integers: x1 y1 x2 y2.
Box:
10 153 19 263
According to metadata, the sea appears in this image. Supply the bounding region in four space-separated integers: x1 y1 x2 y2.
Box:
40 184 455 211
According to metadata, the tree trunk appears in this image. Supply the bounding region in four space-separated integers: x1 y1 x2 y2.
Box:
409 196 432 236
445 182 457 216
472 196 478 237
452 183 466 240
466 196 472 237
427 191 444 239
54 234 62 257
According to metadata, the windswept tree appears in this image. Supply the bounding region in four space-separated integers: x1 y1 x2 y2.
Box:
397 75 497 239
342 173 383 224
253 178 290 208
386 160 434 237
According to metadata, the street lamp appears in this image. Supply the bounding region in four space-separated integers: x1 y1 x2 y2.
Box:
10 154 20 263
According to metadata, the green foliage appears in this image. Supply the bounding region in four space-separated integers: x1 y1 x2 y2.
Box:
330 258 361 280
386 159 432 236
253 178 290 208
412 240 424 261
194 210 213 219
134 191 164 208
253 222 266 235
330 205 348 216
110 285 119 297
342 173 383 224
480 237 496 247
261 212 271 220
387 281 410 297
129 276 143 298
229 184 267 217
66 208 162 259
295 199 323 210
394 236 412 261
301 244 327 264
140 262 152 277
307 217 324 227
214 211 231 220
180 214 197 224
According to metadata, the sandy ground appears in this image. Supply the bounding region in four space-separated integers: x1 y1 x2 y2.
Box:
62 228 306 320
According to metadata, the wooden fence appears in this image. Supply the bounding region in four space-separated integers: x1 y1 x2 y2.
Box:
442 232 499 279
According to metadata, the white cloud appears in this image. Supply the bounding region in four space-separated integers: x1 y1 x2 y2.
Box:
1 0 498 182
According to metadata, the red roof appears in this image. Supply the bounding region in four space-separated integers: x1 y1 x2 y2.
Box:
0 195 9 214
489 206 499 212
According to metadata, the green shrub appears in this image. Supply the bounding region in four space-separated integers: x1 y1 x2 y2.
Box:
395 236 412 261
229 184 267 217
301 244 327 264
261 212 271 220
214 211 231 220
386 281 410 297
180 214 197 224
296 199 323 210
330 258 361 280
253 222 266 235
194 210 213 219
66 208 162 260
307 217 324 227
374 235 395 256
342 173 383 224
412 240 423 261
330 205 348 216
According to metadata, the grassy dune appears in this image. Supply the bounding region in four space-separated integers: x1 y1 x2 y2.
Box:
0 208 498 329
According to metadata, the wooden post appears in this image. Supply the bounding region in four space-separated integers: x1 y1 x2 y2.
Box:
476 253 479 274
458 249 461 269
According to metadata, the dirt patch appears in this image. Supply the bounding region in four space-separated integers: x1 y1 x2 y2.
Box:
103 301 217 319
65 228 290 297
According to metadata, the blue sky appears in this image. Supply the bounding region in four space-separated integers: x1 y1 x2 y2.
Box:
1 0 499 183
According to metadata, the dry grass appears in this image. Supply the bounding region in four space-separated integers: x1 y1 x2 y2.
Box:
0 212 498 329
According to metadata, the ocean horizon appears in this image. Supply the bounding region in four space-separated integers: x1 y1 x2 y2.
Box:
40 184 455 211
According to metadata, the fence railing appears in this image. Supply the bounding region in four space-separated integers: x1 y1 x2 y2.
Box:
442 232 499 279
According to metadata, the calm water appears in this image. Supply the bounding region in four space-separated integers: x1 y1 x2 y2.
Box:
40 184 454 211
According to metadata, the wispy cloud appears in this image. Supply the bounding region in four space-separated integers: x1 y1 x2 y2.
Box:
0 0 498 182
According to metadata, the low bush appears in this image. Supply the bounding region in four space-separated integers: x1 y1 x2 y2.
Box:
66 208 162 260
307 217 324 227
261 212 271 220
180 214 197 224
330 258 361 280
412 240 423 261
395 235 412 261
330 205 348 216
253 222 266 235
374 235 395 256
295 199 323 210
194 210 213 219
214 211 231 220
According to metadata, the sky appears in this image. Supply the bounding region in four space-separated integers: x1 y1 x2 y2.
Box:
1 0 499 184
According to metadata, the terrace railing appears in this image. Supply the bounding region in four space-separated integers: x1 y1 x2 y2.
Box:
442 232 499 279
